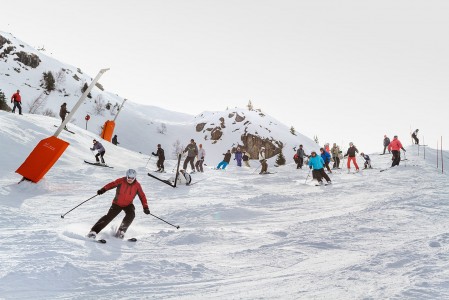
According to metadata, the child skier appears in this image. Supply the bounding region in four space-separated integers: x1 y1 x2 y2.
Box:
87 169 150 240
360 152 372 169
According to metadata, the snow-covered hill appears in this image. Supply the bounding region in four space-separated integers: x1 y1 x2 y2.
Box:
0 31 316 163
1 111 449 299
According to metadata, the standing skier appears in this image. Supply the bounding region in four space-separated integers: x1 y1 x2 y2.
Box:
296 145 307 169
59 103 70 128
388 135 406 167
360 152 372 169
10 89 22 115
234 147 243 167
382 135 391 155
90 139 106 164
112 135 119 146
216 150 232 170
195 144 206 172
152 144 165 172
183 139 198 173
331 143 341 169
308 151 332 185
259 147 268 174
320 147 332 173
411 129 419 145
242 151 251 167
87 169 150 239
344 142 359 173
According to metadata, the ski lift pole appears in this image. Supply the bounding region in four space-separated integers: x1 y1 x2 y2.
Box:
54 68 109 138
112 98 127 122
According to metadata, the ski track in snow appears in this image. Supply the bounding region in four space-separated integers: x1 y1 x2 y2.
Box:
1 114 449 299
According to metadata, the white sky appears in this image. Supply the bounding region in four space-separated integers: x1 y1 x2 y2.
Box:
2 0 448 152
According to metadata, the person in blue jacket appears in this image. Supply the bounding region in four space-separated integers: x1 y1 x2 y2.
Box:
234 147 243 167
308 151 332 185
320 147 332 173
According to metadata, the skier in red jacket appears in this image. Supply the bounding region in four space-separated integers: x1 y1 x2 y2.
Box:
87 169 150 239
388 135 406 167
11 90 22 115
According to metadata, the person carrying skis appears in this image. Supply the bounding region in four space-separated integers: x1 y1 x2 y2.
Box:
90 139 106 164
59 103 70 127
344 142 359 173
242 151 251 167
152 144 165 172
296 144 307 169
234 147 243 167
411 129 419 145
195 144 206 172
183 139 198 172
10 89 22 115
87 169 150 240
259 147 268 174
388 135 406 167
308 151 332 185
216 150 232 170
112 135 119 146
331 143 341 169
320 147 332 173
360 152 372 169
382 135 391 155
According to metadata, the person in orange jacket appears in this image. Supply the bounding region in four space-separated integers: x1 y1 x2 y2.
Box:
11 89 22 115
388 135 406 167
87 169 150 239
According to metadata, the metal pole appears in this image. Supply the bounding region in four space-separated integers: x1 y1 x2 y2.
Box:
423 136 425 160
112 98 127 122
54 68 109 137
437 140 439 169
442 136 444 174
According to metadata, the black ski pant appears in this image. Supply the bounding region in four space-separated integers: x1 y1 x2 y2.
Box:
324 161 332 172
391 150 401 167
312 168 331 183
12 101 22 114
91 203 135 234
382 146 390 154
183 156 195 171
195 159 204 172
260 160 268 173
157 158 165 170
412 135 419 145
332 156 340 168
95 150 106 163
296 157 304 169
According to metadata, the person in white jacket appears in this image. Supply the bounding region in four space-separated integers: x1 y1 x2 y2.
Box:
259 147 268 174
195 144 206 172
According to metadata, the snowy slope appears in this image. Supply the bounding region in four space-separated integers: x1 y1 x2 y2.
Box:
1 111 449 299
0 31 316 163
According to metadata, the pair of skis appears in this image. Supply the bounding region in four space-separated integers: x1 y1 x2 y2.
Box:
93 237 137 244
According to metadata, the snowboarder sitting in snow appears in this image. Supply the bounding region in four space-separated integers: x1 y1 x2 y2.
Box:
87 169 150 240
90 139 106 164
308 151 332 185
411 129 419 145
216 150 232 170
152 144 165 172
360 152 372 169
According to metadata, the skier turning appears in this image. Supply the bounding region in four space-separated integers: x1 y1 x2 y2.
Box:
87 169 150 240
344 142 359 173
308 151 332 185
90 139 106 165
152 144 165 172
216 150 232 170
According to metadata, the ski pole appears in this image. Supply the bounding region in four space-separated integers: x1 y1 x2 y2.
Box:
61 194 98 218
149 213 180 229
251 164 262 174
305 169 311 184
144 155 153 168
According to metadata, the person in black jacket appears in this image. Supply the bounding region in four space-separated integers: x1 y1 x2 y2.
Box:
411 129 419 145
382 135 390 154
216 150 232 169
344 142 360 173
152 144 165 172
112 135 119 146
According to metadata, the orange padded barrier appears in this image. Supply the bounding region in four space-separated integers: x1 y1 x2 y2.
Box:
16 136 69 183
101 120 115 142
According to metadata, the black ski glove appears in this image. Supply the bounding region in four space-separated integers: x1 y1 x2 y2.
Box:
97 188 106 195
152 152 156 156
143 208 150 215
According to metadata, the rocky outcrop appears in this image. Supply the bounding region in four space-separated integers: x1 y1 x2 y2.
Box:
211 127 223 140
196 122 206 132
14 51 41 68
235 113 245 122
240 133 283 159
0 35 11 49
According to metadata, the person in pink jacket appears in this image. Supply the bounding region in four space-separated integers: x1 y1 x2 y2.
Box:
388 135 406 167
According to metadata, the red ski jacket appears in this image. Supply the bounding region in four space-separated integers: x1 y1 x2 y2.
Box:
388 139 404 151
11 92 21 102
103 177 148 208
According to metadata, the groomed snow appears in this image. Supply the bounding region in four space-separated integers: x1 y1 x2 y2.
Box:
1 111 448 299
